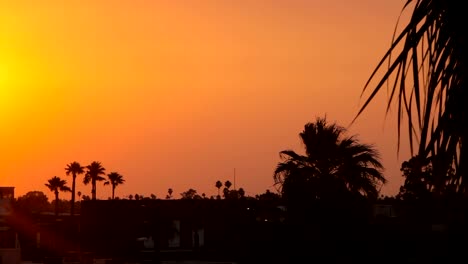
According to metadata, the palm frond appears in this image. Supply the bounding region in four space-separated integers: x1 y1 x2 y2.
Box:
356 0 467 192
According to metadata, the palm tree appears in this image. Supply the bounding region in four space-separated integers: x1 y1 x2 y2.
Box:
215 181 222 198
84 161 106 200
224 180 232 189
65 161 85 216
223 180 232 198
104 172 125 199
356 0 466 194
45 176 71 216
274 117 386 202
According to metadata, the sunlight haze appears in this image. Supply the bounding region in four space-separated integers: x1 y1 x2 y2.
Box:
0 0 411 200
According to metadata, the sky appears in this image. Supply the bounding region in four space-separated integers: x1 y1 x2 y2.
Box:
0 0 415 200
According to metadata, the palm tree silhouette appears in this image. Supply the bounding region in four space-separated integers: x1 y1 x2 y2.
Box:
84 161 106 200
224 180 232 189
65 161 85 216
274 117 386 201
215 181 222 198
223 180 232 198
45 176 71 216
104 172 125 199
356 0 466 194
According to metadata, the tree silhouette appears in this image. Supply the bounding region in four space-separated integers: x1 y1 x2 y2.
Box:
180 188 201 199
256 189 281 202
104 172 125 200
15 191 50 214
45 176 71 216
274 118 387 244
224 180 232 189
65 161 85 217
84 161 106 200
356 0 467 194
397 156 433 201
274 117 386 203
215 181 222 198
223 180 232 198
398 155 457 201
167 188 173 199
238 187 245 198
224 187 246 200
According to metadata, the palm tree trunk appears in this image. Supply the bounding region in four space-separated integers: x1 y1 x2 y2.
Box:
55 191 59 216
112 186 115 200
92 179 96 200
71 174 76 216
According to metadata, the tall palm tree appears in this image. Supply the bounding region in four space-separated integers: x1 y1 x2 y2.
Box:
215 181 222 198
104 172 125 199
274 117 386 202
84 161 106 200
45 176 71 216
65 161 85 216
356 0 466 194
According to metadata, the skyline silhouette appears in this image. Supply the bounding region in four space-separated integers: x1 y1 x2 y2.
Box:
2 1 467 263
1 0 409 201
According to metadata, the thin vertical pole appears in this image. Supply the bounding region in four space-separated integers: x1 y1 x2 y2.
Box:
234 168 236 190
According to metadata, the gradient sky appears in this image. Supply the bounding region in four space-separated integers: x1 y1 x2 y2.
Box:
1 0 414 200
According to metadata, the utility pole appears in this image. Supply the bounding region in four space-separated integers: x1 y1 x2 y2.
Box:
233 168 236 190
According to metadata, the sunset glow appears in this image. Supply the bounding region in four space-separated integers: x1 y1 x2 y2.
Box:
1 1 410 200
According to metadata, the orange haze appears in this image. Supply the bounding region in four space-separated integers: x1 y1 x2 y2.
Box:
0 1 413 200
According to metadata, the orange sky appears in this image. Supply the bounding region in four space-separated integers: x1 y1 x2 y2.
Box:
1 0 414 200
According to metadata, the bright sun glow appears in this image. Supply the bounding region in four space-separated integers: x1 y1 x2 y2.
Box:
0 61 20 119
0 63 10 103
0 63 7 85
0 63 11 120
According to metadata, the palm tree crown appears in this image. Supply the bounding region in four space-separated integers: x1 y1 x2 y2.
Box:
104 172 125 199
274 117 386 201
84 161 106 200
65 161 85 216
45 176 71 216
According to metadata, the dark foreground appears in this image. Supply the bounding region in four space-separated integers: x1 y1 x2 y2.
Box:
6 199 468 264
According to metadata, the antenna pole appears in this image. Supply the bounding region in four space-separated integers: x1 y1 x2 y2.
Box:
234 168 236 190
